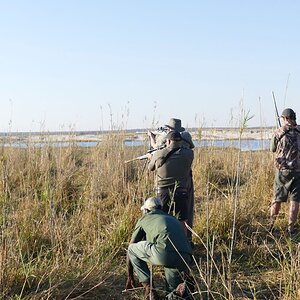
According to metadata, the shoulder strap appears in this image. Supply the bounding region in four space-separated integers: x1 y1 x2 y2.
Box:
157 147 181 168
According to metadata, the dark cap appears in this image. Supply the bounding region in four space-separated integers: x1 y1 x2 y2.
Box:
281 108 296 120
165 130 182 142
165 118 185 132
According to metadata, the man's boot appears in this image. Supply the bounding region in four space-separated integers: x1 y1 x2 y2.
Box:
142 282 160 300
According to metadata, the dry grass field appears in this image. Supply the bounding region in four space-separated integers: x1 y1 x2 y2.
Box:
1 131 300 299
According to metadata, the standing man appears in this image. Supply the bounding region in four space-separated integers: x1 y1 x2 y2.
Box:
125 197 192 299
147 130 194 234
148 118 195 242
270 108 300 235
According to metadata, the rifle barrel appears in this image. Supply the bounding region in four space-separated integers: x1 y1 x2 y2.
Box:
147 144 166 153
124 154 148 164
272 91 281 127
125 145 165 164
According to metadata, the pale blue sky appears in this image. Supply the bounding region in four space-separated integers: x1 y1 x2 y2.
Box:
0 1 299 132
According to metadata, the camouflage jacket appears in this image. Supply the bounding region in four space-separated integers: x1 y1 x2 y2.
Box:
272 124 300 171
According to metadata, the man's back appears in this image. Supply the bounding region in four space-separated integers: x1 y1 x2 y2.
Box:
132 210 192 254
273 124 300 171
148 144 194 188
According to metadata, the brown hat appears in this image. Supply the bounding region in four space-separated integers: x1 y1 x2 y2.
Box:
165 118 185 132
165 130 182 142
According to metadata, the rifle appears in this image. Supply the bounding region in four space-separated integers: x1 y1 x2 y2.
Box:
272 91 281 127
124 154 149 164
124 144 166 164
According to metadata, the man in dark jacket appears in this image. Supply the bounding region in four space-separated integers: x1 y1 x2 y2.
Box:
147 130 194 234
148 118 195 243
125 197 192 299
270 108 300 235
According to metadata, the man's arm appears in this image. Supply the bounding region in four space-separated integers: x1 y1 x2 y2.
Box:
147 131 158 149
148 148 167 171
148 152 156 171
271 135 278 153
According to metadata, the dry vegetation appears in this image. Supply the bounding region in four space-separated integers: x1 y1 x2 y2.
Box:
1 132 300 299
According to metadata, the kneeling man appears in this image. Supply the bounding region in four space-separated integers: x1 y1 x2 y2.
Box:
126 197 192 299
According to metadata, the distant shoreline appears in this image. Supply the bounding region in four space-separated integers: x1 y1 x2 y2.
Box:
0 126 275 136
0 127 273 143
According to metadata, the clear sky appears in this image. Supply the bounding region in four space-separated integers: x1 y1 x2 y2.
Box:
0 1 299 132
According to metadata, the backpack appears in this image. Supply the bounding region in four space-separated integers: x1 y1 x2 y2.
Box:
275 125 300 170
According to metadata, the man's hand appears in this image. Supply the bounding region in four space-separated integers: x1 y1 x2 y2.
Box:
147 131 158 148
147 130 156 139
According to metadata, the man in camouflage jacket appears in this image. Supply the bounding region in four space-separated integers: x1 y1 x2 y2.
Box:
270 108 300 235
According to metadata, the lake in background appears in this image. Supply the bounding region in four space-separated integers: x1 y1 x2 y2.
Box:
0 139 271 151
124 139 271 151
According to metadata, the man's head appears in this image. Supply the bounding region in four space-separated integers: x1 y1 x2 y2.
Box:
165 130 182 143
141 197 162 213
281 108 296 125
165 118 185 132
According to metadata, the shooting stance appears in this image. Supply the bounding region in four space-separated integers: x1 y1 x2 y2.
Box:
126 197 192 299
147 130 194 234
270 108 300 235
148 118 195 243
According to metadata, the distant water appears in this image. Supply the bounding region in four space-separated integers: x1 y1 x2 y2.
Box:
196 139 271 151
1 139 271 151
117 139 272 151
124 139 271 151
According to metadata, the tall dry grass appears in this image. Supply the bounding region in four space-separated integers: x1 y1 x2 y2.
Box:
0 131 299 299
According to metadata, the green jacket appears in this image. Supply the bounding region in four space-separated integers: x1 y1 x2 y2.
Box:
148 143 194 188
131 209 192 254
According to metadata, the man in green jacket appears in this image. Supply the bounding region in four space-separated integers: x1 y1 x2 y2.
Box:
125 197 192 299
